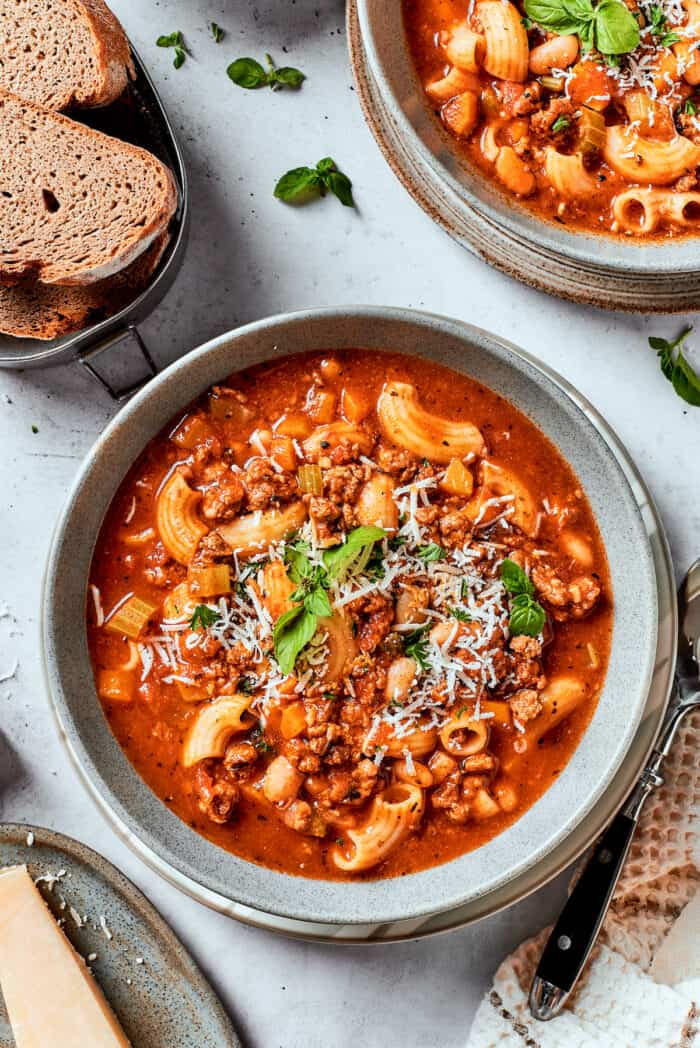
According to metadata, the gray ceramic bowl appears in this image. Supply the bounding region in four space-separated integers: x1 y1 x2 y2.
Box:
353 1 700 310
43 307 659 926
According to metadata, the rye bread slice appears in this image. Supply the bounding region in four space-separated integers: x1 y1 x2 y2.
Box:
0 231 170 339
0 89 177 286
0 0 135 110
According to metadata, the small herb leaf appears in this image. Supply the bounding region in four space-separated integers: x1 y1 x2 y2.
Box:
552 115 571 133
227 57 268 89
190 605 221 630
649 327 700 407
157 31 183 48
173 47 186 69
509 594 546 637
500 558 535 597
417 542 446 563
404 626 430 671
211 22 225 43
274 166 322 202
271 65 306 89
273 606 318 675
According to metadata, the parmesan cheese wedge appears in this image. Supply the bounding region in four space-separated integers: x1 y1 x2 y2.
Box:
0 865 131 1047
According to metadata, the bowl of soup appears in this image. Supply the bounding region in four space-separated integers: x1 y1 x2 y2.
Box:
42 306 660 925
350 0 700 310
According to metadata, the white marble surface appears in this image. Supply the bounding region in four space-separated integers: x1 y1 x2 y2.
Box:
1 2 700 1045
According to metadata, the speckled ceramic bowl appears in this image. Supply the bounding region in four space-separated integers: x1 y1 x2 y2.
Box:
351 1 700 311
43 307 662 927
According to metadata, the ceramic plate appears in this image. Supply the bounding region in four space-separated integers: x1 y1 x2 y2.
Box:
0 824 240 1046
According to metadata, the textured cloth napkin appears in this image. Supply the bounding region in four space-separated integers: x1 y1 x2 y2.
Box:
467 711 700 1047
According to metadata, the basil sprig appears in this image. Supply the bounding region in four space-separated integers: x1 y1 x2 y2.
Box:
156 30 187 68
274 157 354 207
500 558 546 638
227 53 305 90
649 327 700 407
523 0 640 54
273 527 386 675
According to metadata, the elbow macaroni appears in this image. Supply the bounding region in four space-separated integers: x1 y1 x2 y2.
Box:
332 784 425 872
377 381 485 463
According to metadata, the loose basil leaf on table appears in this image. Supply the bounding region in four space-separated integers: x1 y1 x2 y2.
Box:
649 327 700 407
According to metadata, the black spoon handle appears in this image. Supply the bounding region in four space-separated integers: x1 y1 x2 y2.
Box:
529 811 637 1020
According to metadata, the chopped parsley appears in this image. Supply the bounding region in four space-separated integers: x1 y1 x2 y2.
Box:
417 542 446 563
189 604 221 630
551 115 571 134
404 625 430 670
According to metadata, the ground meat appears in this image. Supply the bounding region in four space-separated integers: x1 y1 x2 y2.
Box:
346 592 394 652
193 765 239 825
307 495 341 523
375 444 419 483
200 466 245 521
439 505 473 548
415 505 440 526
222 741 258 777
530 97 575 135
243 458 298 511
144 542 183 588
307 723 344 756
283 737 322 774
531 564 601 621
460 753 498 774
509 635 542 658
431 770 471 824
326 442 364 467
191 532 232 566
281 799 313 833
324 463 367 502
674 169 699 190
509 688 543 723
502 80 542 117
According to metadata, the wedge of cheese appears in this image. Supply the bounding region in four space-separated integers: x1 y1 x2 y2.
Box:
0 865 131 1047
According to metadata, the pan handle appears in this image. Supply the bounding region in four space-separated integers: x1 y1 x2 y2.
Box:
79 324 158 400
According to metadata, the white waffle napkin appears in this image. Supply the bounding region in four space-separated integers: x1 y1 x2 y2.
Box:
467 711 700 1047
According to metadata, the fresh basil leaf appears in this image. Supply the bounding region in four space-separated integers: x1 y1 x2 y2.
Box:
273 606 318 675
271 66 306 89
284 544 314 583
649 327 700 406
521 15 534 27
417 542 446 563
500 557 535 597
228 57 268 88
672 351 700 406
190 605 221 630
211 22 225 43
448 607 472 622
684 98 698 115
594 0 640 53
524 0 585 32
324 170 354 207
274 166 322 202
323 526 386 579
552 115 571 133
304 587 333 618
173 46 186 68
316 157 337 175
157 31 183 47
509 594 546 637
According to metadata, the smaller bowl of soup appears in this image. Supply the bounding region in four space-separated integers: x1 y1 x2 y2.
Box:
43 306 659 925
352 0 700 309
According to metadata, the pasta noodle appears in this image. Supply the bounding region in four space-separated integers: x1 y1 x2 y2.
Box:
377 381 485 462
332 785 425 872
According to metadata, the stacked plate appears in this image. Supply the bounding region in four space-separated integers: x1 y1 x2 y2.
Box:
350 0 700 312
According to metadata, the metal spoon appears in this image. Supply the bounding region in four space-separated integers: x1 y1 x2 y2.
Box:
529 558 700 1021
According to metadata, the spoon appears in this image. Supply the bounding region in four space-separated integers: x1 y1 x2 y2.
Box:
529 558 700 1021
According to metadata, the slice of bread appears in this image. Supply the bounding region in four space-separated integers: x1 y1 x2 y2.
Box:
0 0 135 110
0 89 177 286
0 231 170 339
